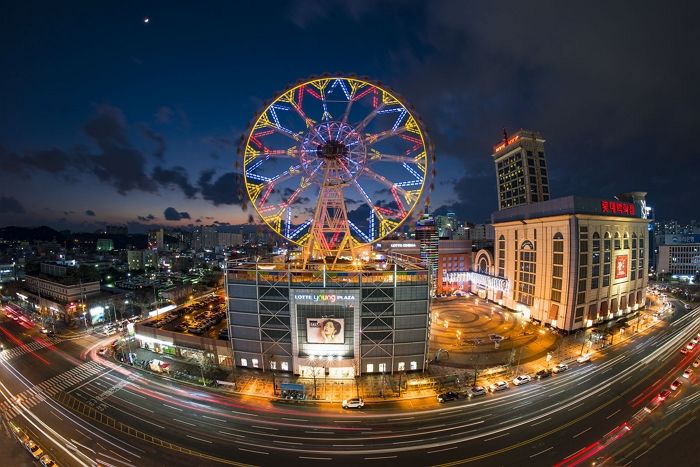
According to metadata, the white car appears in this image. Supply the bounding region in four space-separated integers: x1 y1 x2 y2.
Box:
512 375 531 386
553 363 569 373
342 398 364 409
682 368 693 379
488 381 509 392
577 353 592 363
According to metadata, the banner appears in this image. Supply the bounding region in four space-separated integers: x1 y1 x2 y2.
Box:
306 318 344 344
615 255 628 279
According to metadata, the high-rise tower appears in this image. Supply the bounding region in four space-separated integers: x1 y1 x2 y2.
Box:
492 130 550 210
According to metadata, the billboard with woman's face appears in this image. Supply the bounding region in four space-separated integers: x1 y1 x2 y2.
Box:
306 318 344 344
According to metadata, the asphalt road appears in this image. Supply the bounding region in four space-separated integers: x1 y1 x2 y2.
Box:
1 300 699 467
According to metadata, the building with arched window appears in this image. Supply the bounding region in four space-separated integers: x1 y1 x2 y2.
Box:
491 195 650 331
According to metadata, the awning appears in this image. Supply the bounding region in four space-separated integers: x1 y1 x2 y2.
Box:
280 383 305 392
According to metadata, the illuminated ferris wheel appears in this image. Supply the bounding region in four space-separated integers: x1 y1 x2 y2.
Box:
241 76 432 265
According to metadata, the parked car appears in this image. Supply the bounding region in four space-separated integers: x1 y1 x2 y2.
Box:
513 375 532 386
553 363 569 373
535 369 553 379
437 391 459 403
488 381 509 392
342 398 364 409
466 386 487 398
670 379 682 391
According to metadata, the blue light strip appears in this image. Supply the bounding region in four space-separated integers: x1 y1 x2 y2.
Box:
395 180 422 187
353 180 373 204
377 107 403 115
402 162 422 179
337 79 350 100
349 220 371 243
392 109 407 132
289 219 312 239
285 207 292 238
246 173 271 182
369 210 375 241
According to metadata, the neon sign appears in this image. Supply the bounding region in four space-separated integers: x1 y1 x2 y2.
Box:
293 294 356 302
601 200 635 216
493 135 520 153
444 271 510 293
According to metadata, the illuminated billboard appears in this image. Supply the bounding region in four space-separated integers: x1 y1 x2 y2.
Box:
306 318 344 344
615 255 628 279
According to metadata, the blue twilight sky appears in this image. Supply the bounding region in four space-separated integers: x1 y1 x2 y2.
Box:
1 1 699 233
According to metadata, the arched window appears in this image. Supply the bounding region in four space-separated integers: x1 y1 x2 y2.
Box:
591 232 601 289
603 232 611 287
498 235 506 277
516 240 536 306
623 232 629 250
614 232 621 250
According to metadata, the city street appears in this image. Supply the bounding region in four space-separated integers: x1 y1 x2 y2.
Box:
2 299 699 466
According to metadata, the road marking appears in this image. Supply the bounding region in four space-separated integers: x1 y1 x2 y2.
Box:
530 417 551 427
239 448 268 455
71 438 96 454
576 378 590 385
252 425 278 431
428 446 458 453
274 440 302 445
306 431 334 434
392 440 416 445
388 417 414 421
282 417 307 422
573 427 592 438
607 409 622 419
231 410 258 417
218 430 244 438
530 446 553 458
333 444 364 447
299 456 331 460
186 434 212 443
163 404 182 411
50 410 63 420
334 420 361 423
173 418 196 426
98 452 136 466
202 415 226 422
364 456 397 460
549 389 565 397
484 432 510 442
568 402 585 411
597 388 610 397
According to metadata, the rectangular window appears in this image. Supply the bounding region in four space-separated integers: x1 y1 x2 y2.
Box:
577 291 586 305
241 358 248 367
270 361 277 370
410 361 418 370
378 363 387 373
575 307 584 322
252 358 259 368
366 363 374 373
281 362 289 371
398 361 405 371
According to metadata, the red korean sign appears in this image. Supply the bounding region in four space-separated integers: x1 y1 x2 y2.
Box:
601 200 635 216
615 255 628 279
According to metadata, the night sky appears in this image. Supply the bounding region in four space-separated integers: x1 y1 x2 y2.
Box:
1 1 698 234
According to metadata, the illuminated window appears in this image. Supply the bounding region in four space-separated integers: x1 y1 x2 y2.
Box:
241 358 248 367
551 233 564 303
270 361 276 370
398 362 405 371
366 364 374 373
410 361 418 370
252 358 259 368
378 363 387 372
516 240 536 306
281 362 289 371
603 233 611 287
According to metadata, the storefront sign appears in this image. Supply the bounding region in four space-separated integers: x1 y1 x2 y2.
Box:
293 294 355 302
444 271 510 293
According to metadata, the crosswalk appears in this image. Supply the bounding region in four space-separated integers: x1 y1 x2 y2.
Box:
0 361 105 421
0 337 63 362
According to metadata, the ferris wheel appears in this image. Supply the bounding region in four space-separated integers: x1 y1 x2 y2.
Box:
241 76 432 265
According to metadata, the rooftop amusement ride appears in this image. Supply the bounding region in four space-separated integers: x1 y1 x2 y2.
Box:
240 76 433 266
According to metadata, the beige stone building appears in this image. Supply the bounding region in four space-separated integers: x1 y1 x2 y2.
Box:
492 195 649 331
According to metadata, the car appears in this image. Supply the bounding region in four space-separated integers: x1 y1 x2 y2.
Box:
513 375 532 386
465 386 487 398
682 368 693 379
553 363 569 373
577 353 592 363
40 454 59 467
437 391 459 403
342 398 364 409
680 348 689 355
488 381 509 392
97 347 108 356
535 368 553 379
670 379 682 391
685 304 692 310
40 327 49 334
687 342 696 350
694 359 700 368
24 439 43 459
657 389 672 401
692 338 699 345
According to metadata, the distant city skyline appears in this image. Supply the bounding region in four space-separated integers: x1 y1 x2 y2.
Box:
2 2 699 233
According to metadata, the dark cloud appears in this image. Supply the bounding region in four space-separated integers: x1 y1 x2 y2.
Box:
163 207 191 221
85 209 96 216
63 211 75 216
23 148 75 172
0 146 26 175
137 214 156 222
0 195 25 214
152 166 197 198
155 106 174 123
140 125 166 160
197 170 244 206
83 105 157 195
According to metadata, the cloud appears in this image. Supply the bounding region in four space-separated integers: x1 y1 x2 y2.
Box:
83 105 157 195
163 207 191 221
137 214 156 222
155 106 174 123
152 166 197 198
0 195 25 214
140 125 166 160
197 170 244 206
85 209 96 216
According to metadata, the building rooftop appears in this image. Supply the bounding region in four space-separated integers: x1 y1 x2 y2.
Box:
491 195 648 224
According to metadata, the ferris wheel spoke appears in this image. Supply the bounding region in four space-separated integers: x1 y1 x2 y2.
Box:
364 125 408 145
352 103 386 134
366 150 421 165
